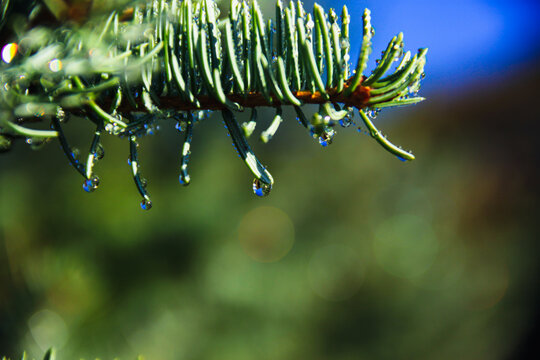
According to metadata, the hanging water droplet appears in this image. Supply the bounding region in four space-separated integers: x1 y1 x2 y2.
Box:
140 198 152 210
339 119 349 128
175 121 187 132
56 107 66 122
95 144 105 160
309 126 318 139
252 178 272 197
366 108 380 119
318 137 329 147
194 110 212 122
396 155 408 162
179 174 190 186
318 129 335 147
82 175 100 193
339 111 354 128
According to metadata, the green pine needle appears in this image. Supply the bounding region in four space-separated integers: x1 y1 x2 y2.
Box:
0 0 428 209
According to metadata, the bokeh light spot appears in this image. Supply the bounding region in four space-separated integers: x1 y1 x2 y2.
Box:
373 214 438 279
308 244 365 301
238 206 295 263
28 309 68 351
2 43 18 63
463 260 510 310
48 59 63 72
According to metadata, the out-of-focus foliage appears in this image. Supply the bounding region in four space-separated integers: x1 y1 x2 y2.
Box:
1 0 540 359
2 66 539 358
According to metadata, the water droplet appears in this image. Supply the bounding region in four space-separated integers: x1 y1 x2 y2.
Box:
339 118 351 127
366 108 380 119
252 178 272 197
95 144 105 160
396 155 408 162
140 198 152 210
339 112 354 128
56 107 66 122
309 126 318 139
194 110 212 122
179 174 190 186
82 176 100 193
318 129 335 147
175 121 187 132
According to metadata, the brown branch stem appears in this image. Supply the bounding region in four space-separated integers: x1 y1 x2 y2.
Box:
108 83 372 113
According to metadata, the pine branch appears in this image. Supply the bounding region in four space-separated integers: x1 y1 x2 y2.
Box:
0 0 428 209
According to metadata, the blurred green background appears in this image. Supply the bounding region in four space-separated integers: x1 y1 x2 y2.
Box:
1 0 540 359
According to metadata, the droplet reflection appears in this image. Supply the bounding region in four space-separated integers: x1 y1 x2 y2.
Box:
82 176 100 193
140 198 152 210
252 178 272 197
